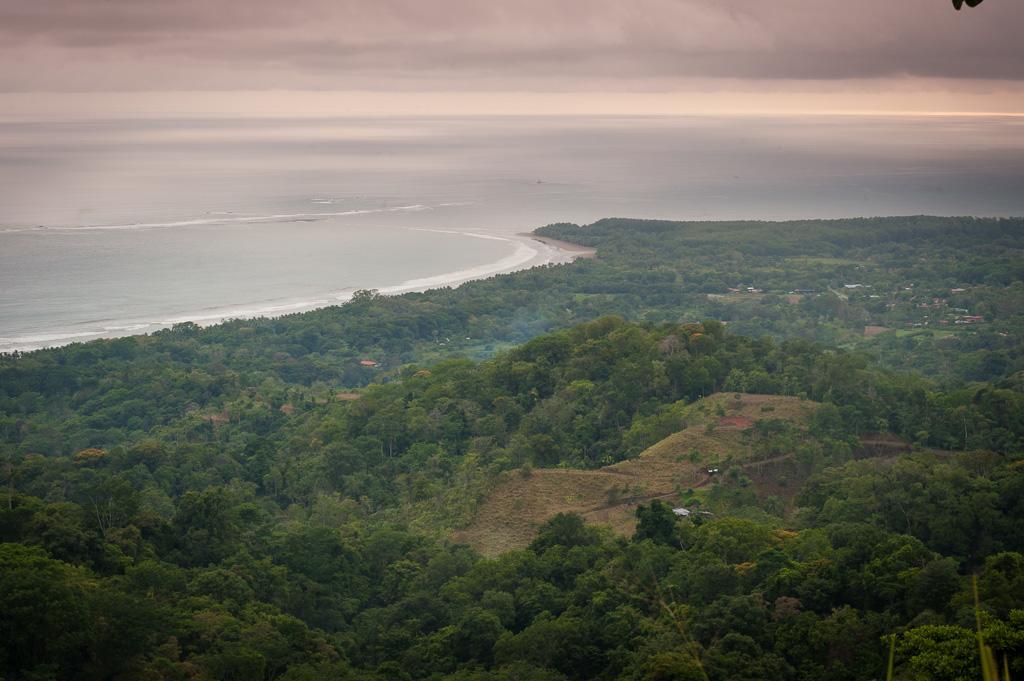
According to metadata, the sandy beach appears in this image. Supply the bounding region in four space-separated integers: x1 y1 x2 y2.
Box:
520 233 597 260
368 229 582 299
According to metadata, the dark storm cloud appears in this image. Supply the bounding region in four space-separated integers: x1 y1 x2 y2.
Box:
1 0 1022 90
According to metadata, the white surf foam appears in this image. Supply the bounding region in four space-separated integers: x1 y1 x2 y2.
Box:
1 204 431 233
102 323 155 332
157 298 332 326
0 330 104 347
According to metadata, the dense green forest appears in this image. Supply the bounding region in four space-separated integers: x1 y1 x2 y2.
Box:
2 217 1023 680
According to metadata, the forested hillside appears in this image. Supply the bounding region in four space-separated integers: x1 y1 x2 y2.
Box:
2 217 1023 680
538 216 1024 384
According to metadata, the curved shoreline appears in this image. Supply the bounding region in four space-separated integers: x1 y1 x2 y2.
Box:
518 233 597 259
0 229 586 354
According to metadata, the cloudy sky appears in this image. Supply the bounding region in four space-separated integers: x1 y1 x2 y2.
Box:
2 0 1022 114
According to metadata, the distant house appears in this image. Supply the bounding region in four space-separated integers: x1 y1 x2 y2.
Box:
359 359 380 367
843 284 868 289
674 508 715 519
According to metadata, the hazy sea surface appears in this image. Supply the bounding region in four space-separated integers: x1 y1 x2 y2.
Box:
2 115 1023 352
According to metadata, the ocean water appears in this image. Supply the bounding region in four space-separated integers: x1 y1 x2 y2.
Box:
2 115 1023 353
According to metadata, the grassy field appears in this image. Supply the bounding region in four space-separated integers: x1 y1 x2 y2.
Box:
453 393 821 556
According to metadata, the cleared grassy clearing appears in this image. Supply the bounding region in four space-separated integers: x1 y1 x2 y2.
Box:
453 393 820 556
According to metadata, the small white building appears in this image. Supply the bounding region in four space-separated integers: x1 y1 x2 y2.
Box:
672 508 691 517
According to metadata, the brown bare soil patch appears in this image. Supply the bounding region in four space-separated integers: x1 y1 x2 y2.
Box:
718 416 755 429
864 325 892 337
